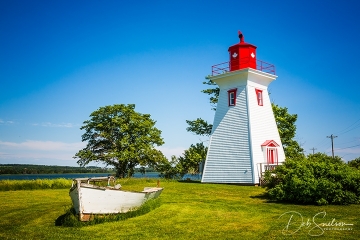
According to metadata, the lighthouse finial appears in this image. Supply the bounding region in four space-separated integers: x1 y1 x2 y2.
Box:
238 31 244 43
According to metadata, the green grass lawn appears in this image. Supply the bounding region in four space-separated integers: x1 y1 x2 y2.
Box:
0 178 359 239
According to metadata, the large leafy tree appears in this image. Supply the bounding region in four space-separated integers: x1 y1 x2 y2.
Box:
186 77 304 158
74 104 167 178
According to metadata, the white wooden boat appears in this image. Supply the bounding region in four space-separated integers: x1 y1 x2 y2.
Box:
69 176 163 221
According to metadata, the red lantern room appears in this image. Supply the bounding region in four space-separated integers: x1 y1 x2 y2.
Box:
228 31 257 71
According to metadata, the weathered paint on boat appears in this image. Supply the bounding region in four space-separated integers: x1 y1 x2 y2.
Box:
69 176 163 221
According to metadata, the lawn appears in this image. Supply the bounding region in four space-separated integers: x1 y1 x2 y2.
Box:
0 178 359 239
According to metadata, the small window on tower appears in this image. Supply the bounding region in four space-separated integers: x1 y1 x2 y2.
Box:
255 89 263 106
228 89 237 106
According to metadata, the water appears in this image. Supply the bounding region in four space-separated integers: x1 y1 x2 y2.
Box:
0 172 202 180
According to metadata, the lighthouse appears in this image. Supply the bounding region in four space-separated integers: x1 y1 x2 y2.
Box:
201 31 285 185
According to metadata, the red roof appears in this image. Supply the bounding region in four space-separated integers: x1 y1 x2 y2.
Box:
261 140 279 147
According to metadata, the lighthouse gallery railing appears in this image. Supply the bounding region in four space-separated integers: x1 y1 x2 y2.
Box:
212 58 276 76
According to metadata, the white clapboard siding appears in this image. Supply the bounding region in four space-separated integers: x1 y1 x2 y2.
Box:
246 82 285 183
202 85 253 183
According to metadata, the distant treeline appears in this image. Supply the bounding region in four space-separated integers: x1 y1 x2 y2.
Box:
0 164 114 175
0 164 156 175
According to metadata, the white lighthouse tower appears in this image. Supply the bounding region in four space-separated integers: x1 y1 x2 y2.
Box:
201 31 285 185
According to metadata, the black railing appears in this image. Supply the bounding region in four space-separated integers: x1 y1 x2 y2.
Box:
212 58 275 76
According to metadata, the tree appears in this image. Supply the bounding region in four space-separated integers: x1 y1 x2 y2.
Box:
177 142 208 177
185 77 217 137
201 77 220 111
186 77 304 159
157 143 208 179
185 118 212 137
348 157 360 170
156 155 182 179
74 104 167 178
272 104 304 158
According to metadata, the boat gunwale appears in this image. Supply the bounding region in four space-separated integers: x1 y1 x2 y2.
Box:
69 181 163 194
75 185 163 194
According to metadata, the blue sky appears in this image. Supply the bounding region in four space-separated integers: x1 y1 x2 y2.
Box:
1 0 360 166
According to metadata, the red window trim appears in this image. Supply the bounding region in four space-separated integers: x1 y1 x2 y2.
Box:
255 89 263 106
227 88 237 106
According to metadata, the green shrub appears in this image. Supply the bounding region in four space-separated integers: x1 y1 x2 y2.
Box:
264 153 360 205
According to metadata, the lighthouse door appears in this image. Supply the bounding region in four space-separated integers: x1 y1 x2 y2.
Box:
269 149 274 164
267 148 278 165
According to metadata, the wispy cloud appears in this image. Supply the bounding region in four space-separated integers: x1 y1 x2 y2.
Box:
0 140 86 161
0 152 11 156
32 122 78 128
0 119 14 124
336 146 360 155
0 140 85 151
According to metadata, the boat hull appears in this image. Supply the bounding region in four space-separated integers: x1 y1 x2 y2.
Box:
69 180 163 221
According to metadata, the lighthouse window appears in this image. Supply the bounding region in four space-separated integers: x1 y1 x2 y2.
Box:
229 92 235 105
227 89 237 106
255 89 263 106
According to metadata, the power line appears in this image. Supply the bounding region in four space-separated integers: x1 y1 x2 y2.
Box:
337 144 360 150
335 139 359 147
313 137 329 152
340 153 351 159
335 118 360 136
338 123 360 136
327 134 338 158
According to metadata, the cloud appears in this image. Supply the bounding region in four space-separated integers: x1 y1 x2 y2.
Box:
0 140 86 162
0 152 11 156
156 146 186 159
32 122 77 128
0 140 85 151
0 151 76 161
0 119 14 124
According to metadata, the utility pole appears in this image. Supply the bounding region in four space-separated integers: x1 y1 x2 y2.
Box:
326 134 338 158
310 147 317 154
